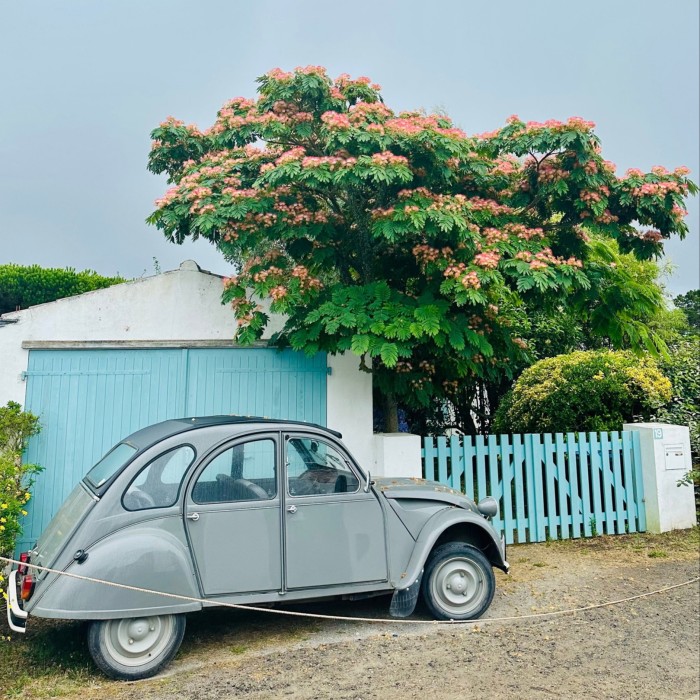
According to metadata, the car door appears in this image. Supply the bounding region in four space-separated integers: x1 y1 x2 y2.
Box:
283 434 388 589
185 434 282 596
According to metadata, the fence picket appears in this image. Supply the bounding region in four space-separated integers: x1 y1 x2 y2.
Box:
600 432 615 534
532 434 546 542
436 436 448 485
543 433 558 540
512 434 526 543
475 435 487 504
449 434 462 491
611 432 626 534
500 434 515 545
463 436 475 501
567 433 582 538
578 432 593 537
487 435 502 533
589 432 604 537
555 433 570 540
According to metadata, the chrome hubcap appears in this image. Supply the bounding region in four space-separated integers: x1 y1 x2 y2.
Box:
104 616 173 667
431 556 488 617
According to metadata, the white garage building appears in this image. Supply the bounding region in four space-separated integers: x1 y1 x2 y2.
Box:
0 261 373 552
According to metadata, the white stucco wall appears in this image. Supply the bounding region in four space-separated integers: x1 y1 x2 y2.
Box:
326 352 374 471
0 261 372 457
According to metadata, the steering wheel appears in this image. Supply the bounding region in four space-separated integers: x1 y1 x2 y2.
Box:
233 478 269 500
124 488 155 510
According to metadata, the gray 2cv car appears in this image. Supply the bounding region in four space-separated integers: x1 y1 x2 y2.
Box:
6 416 508 680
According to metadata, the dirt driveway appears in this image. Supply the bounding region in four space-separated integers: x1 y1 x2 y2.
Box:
3 531 699 699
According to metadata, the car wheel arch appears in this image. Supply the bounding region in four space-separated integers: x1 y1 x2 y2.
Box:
28 526 202 620
395 509 506 591
432 522 503 569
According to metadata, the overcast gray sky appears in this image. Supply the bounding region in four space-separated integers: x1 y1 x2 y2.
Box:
1 0 698 295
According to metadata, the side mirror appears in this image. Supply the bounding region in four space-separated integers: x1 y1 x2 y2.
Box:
364 470 371 493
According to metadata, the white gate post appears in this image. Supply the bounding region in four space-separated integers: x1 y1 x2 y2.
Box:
623 422 697 533
373 434 422 478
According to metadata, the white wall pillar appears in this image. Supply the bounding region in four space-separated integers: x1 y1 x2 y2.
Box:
624 422 697 533
373 433 422 478
326 352 374 472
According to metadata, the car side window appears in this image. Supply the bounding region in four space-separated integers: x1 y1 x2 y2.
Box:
286 437 360 496
192 438 277 504
123 445 195 511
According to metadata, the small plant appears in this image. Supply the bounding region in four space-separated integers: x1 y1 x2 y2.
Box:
677 468 700 488
647 549 668 558
589 517 598 538
0 402 41 603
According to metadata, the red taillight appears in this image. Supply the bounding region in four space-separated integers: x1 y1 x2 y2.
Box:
18 552 29 576
20 574 35 601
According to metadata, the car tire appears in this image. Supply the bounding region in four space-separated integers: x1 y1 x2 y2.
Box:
421 542 495 621
87 613 186 680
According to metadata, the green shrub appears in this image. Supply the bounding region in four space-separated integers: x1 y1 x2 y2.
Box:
0 403 41 560
653 338 700 480
0 264 124 315
493 350 672 434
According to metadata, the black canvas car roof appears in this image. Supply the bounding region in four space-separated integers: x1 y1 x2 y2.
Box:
126 415 342 449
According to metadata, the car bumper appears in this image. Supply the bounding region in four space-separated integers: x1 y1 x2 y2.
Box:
5 569 27 633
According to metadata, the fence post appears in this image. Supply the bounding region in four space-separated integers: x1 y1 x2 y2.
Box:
623 422 697 533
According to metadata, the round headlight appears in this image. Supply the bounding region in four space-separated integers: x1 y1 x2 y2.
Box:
477 496 499 519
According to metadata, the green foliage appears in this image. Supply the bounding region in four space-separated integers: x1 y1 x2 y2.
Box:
0 264 124 315
493 350 672 433
673 290 700 334
147 67 696 414
0 402 41 561
653 338 700 466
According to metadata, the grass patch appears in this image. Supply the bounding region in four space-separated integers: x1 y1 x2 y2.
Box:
516 526 699 559
0 619 99 699
647 550 668 558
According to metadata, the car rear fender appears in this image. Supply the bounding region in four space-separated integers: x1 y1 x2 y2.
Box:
396 508 507 590
27 525 201 620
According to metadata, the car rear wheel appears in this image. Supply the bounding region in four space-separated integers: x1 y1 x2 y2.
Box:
87 613 186 680
421 543 495 620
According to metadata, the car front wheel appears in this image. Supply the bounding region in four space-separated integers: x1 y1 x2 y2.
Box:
87 613 186 680
421 542 495 620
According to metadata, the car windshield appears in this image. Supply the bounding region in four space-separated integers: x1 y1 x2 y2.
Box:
85 442 138 489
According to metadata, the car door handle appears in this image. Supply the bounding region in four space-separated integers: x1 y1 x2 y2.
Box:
286 505 297 514
186 512 200 521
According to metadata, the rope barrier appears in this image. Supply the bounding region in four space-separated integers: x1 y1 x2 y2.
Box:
3 555 698 627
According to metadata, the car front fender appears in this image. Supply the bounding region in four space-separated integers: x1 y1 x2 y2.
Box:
396 507 507 590
27 525 202 620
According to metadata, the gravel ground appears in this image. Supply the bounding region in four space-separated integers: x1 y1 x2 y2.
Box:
61 537 700 700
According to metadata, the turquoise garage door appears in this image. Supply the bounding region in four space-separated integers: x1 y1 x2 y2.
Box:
19 347 327 552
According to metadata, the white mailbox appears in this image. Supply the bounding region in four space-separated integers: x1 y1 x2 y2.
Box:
664 444 686 471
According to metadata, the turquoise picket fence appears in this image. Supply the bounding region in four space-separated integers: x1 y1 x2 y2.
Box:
422 431 646 544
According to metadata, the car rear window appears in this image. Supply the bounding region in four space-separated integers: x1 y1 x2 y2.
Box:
34 482 96 571
85 442 138 489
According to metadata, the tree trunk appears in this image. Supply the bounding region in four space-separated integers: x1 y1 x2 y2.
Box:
383 392 399 433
